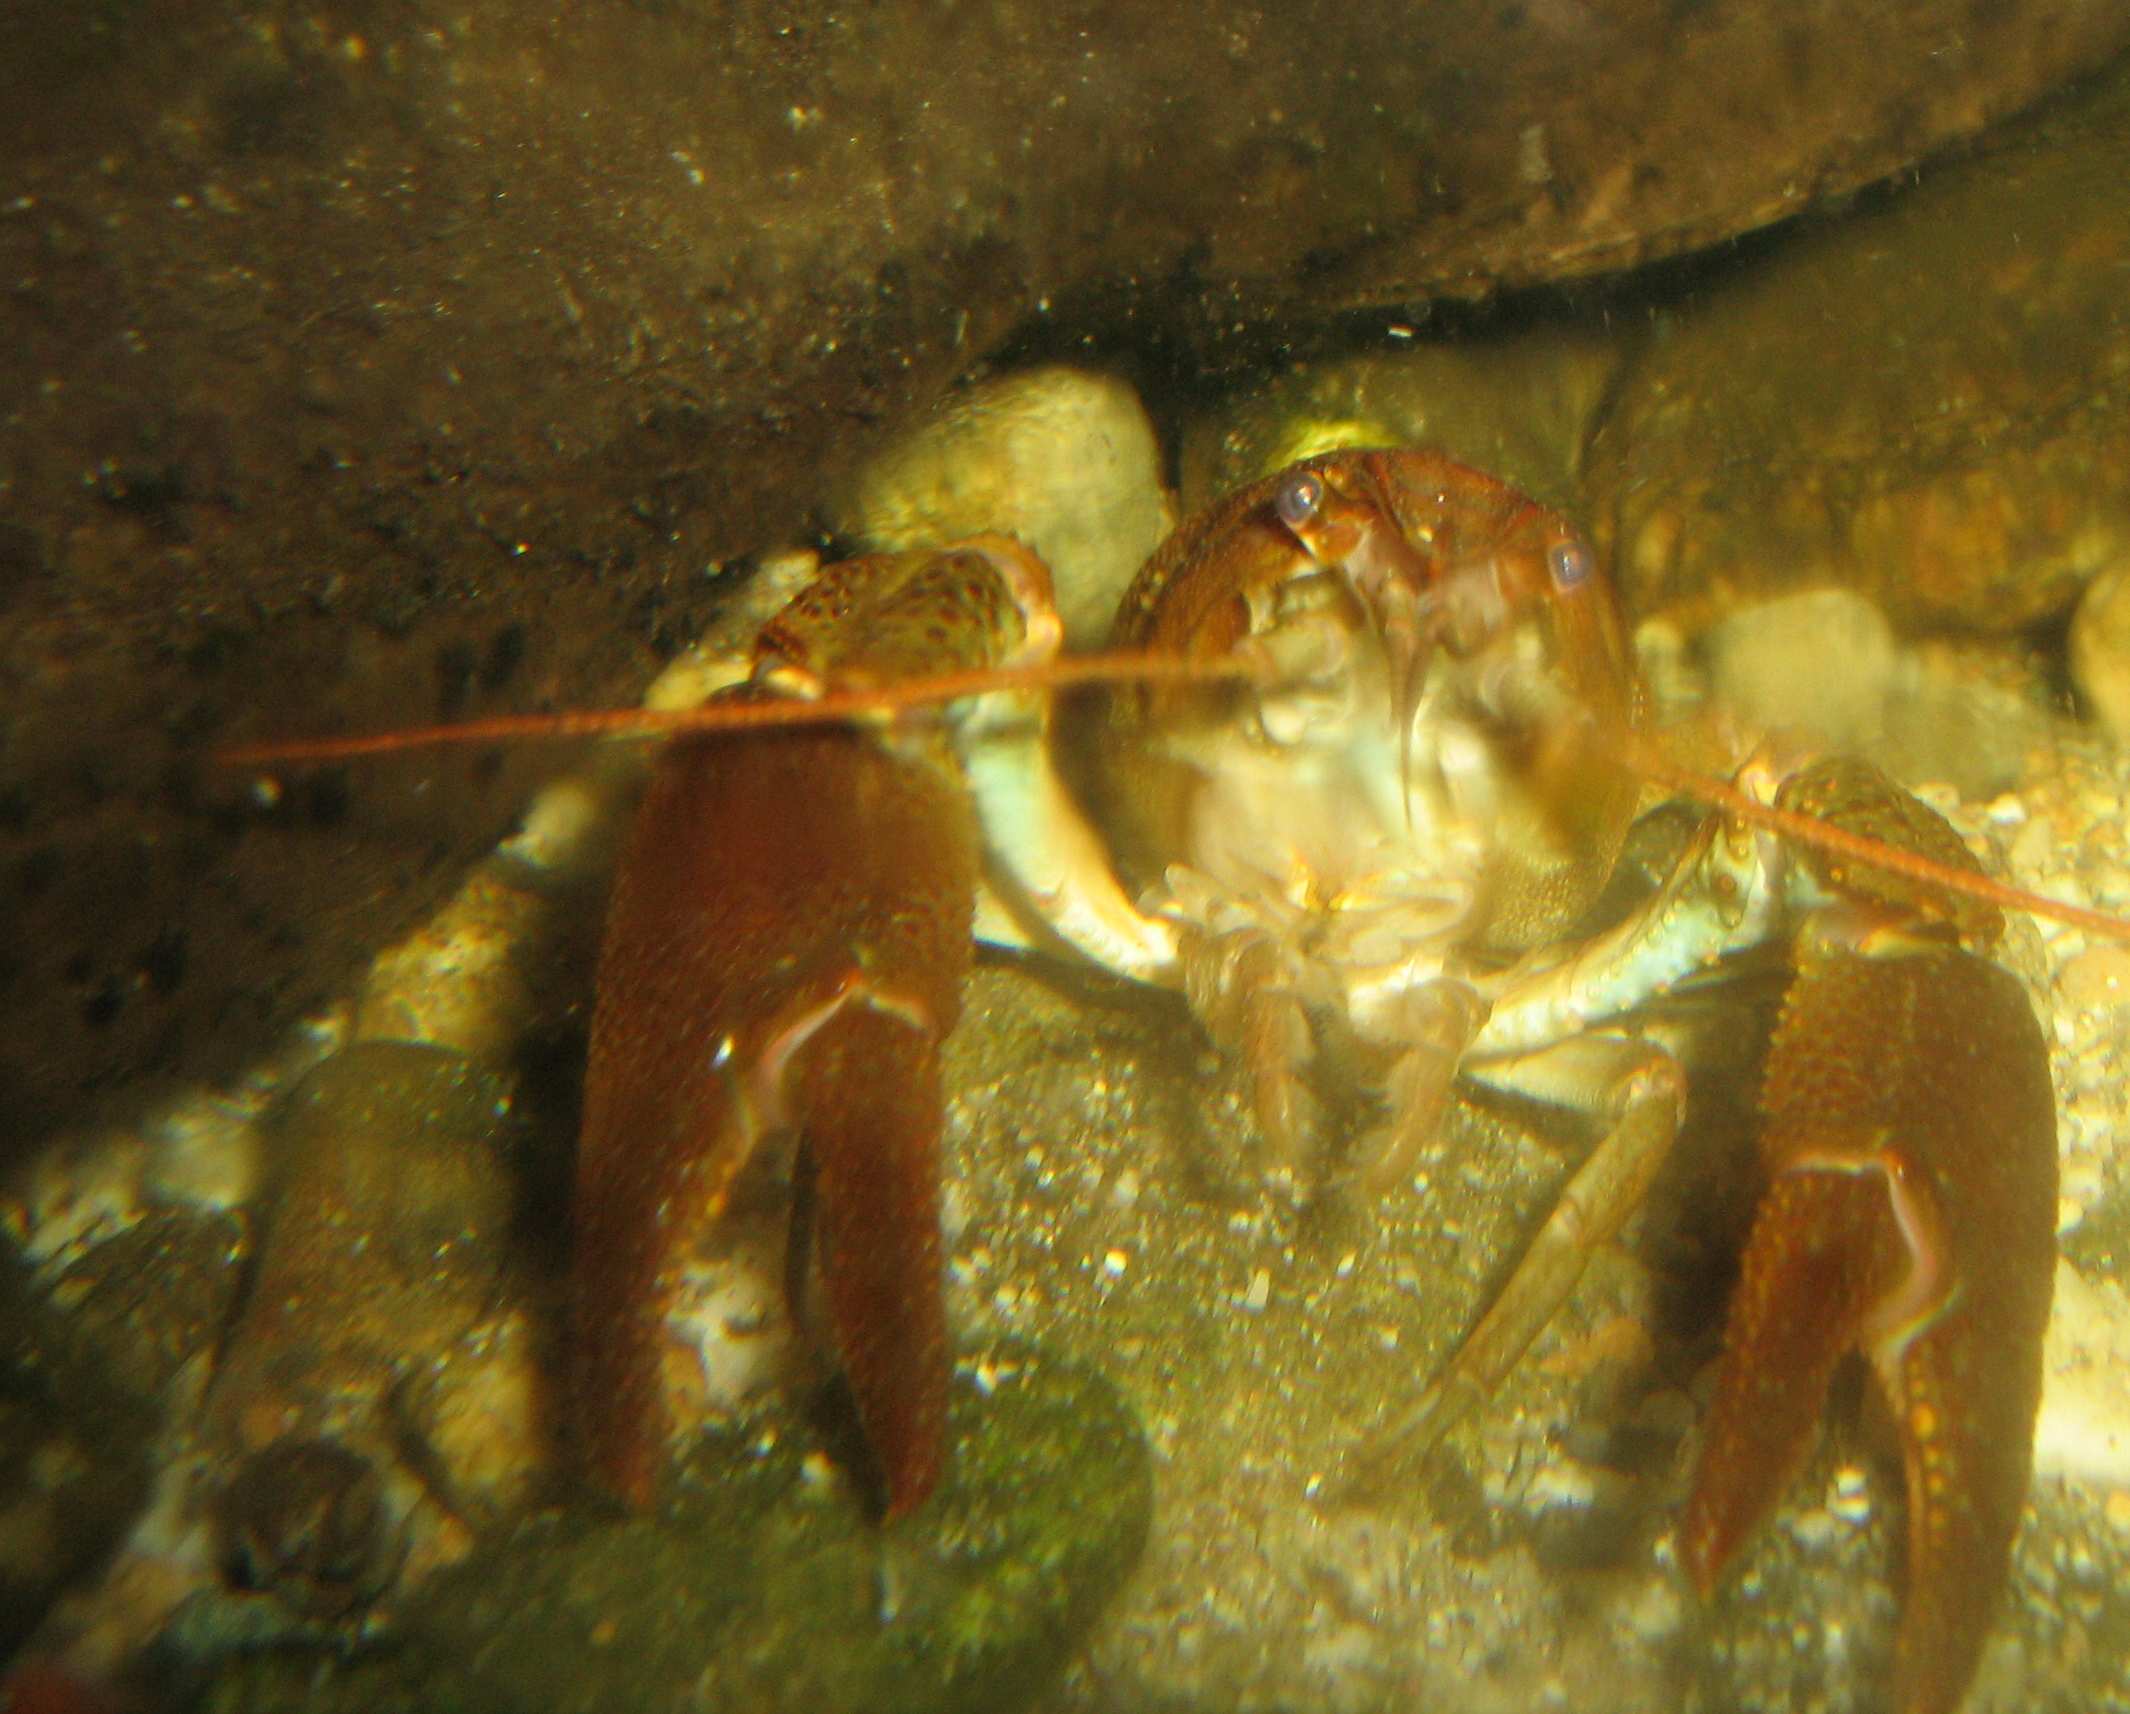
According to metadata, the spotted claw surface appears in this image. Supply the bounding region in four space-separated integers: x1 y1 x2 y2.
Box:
571 543 1053 1517
572 723 973 1516
1682 941 2057 1714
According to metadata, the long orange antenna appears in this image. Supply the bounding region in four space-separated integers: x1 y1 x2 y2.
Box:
1615 731 2130 943
219 643 2128 945
216 650 1254 768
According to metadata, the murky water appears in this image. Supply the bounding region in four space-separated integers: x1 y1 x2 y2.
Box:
8 10 2130 1714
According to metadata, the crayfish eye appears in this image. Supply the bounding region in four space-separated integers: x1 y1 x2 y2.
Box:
1547 540 1595 590
1274 471 1324 530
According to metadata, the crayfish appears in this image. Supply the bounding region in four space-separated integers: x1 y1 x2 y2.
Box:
228 447 2105 1714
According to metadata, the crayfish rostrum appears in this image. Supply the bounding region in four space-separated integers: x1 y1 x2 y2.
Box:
233 447 2075 1714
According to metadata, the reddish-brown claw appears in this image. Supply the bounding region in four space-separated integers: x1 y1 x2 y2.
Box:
571 720 975 1516
570 539 1071 1516
1682 940 2057 1714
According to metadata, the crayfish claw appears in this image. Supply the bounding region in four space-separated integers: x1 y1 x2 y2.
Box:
1679 1165 1891 1590
573 724 976 1516
797 995 953 1517
1683 943 2055 1714
1877 1304 2040 1714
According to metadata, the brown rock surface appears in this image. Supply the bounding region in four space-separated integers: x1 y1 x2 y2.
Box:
1586 57 2130 635
3 0 2125 1144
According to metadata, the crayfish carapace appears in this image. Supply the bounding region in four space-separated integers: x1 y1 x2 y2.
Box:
226 447 2099 1714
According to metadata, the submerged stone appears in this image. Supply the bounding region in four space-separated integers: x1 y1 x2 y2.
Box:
825 367 1175 652
196 1343 1150 1714
0 1243 164 1658
1586 63 2130 638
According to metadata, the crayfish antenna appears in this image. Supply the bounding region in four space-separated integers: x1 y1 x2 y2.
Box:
1609 729 2130 944
215 651 1262 769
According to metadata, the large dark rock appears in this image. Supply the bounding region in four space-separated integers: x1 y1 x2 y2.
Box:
3 0 2126 1144
1586 59 2130 637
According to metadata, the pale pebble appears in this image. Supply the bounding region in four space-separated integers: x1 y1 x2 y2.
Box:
824 367 1173 649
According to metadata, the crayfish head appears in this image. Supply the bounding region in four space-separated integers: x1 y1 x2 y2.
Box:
1092 448 1647 959
1251 452 1643 791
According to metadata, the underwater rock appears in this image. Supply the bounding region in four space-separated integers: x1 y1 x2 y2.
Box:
201 1040 553 1594
216 1437 400 1622
825 367 1173 650
41 1210 247 1407
1584 61 2130 638
195 1345 1152 1714
0 1246 164 1659
2070 561 2130 745
0 1038 560 1689
1701 587 2042 798
0 1205 244 1661
1179 325 1622 520
1703 588 1902 754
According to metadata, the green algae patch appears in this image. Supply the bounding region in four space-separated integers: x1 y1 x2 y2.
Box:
199 1342 1150 1714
